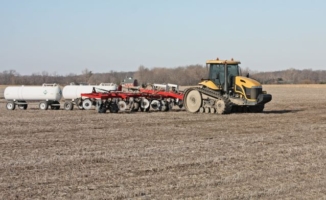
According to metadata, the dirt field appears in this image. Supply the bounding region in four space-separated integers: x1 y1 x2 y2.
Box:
1 85 326 199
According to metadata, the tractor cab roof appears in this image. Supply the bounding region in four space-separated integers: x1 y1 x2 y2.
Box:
206 58 241 65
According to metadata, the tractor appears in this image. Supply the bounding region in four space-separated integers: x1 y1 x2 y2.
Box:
183 58 272 114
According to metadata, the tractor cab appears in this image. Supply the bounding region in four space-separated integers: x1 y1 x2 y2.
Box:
206 59 241 90
199 58 241 92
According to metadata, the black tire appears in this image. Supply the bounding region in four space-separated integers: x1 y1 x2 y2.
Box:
109 103 119 113
75 98 84 110
98 106 107 113
19 104 28 110
51 105 60 110
64 101 74 110
39 101 48 110
6 101 16 110
160 101 170 112
131 102 140 112
177 100 183 109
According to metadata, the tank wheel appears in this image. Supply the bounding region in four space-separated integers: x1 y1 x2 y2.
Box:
184 89 202 113
75 98 84 110
64 101 74 110
215 97 232 114
205 107 210 113
39 101 49 110
210 107 216 114
82 99 93 110
19 104 28 110
6 102 16 110
199 107 204 113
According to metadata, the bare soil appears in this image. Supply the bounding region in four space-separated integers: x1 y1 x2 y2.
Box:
1 85 326 199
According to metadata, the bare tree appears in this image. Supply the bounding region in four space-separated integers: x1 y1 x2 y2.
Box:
81 68 93 83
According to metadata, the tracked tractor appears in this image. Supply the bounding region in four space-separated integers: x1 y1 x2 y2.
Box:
183 58 272 114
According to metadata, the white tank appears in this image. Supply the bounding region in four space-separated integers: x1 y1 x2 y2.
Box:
4 84 62 101
62 83 117 100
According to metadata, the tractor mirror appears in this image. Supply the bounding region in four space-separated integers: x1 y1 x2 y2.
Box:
246 73 249 78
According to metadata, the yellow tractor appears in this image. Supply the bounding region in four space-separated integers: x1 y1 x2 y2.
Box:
183 58 272 114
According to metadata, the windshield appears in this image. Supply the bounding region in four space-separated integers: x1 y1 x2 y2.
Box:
208 64 240 86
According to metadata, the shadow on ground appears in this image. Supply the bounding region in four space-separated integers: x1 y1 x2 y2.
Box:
263 109 304 114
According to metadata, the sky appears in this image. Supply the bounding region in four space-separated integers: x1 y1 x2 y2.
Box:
0 0 326 75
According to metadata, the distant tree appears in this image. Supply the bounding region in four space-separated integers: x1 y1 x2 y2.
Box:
82 68 93 83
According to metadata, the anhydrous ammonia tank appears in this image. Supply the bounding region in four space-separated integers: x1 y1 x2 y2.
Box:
4 83 62 110
62 83 117 110
62 83 117 100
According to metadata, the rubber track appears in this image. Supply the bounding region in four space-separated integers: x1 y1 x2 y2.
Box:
185 87 232 114
196 87 223 100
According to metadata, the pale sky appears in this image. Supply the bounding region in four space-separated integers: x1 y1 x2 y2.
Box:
1 0 326 75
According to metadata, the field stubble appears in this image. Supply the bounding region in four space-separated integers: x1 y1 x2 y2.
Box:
0 85 326 199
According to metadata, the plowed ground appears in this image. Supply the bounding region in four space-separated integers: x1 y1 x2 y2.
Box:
1 85 326 199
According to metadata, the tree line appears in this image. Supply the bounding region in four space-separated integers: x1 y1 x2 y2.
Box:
251 68 326 84
1 66 326 86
